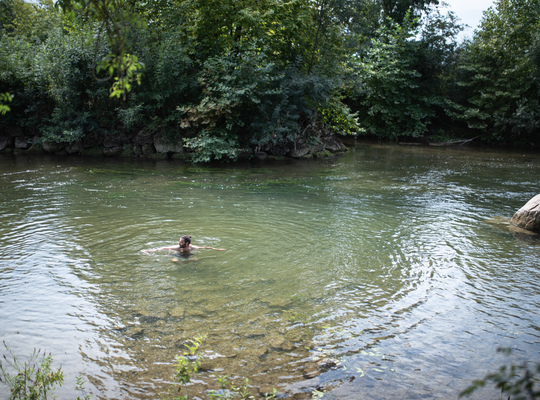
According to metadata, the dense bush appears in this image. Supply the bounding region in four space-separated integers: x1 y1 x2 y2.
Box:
0 0 538 159
454 0 540 145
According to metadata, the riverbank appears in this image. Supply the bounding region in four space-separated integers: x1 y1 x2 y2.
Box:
0 126 349 162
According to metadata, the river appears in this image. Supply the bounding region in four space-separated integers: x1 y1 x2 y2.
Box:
0 142 539 399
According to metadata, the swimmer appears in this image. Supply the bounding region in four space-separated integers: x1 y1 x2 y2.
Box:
143 235 226 254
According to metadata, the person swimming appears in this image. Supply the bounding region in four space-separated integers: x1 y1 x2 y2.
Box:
143 235 226 254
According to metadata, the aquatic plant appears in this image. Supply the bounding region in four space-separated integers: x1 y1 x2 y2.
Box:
0 342 90 400
460 348 540 400
0 341 64 400
163 336 277 400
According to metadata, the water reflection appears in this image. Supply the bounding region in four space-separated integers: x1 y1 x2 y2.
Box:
0 144 539 399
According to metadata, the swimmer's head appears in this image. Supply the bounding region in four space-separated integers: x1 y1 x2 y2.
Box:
179 235 192 248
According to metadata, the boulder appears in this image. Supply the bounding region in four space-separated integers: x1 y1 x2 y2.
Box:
14 137 31 149
103 146 123 156
141 143 155 155
103 135 128 148
0 136 13 151
323 136 346 152
510 194 540 233
254 151 268 160
27 144 43 153
288 145 310 158
42 141 65 153
134 131 154 145
154 137 183 153
65 141 84 154
83 132 102 148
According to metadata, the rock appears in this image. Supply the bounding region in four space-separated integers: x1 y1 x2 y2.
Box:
509 224 540 240
103 135 126 148
104 146 123 156
42 141 65 153
313 150 332 158
154 137 183 153
14 137 31 149
309 143 325 154
303 368 321 379
27 144 43 153
324 136 346 152
288 145 311 158
510 194 540 233
258 385 276 396
268 298 291 308
198 360 214 372
83 133 102 148
82 147 104 157
254 347 269 359
142 143 155 155
317 358 338 372
0 136 13 151
120 144 134 157
254 151 268 160
129 329 145 340
134 131 154 145
65 141 84 154
270 145 290 157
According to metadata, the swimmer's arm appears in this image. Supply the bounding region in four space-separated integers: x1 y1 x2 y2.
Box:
191 245 226 251
142 245 180 253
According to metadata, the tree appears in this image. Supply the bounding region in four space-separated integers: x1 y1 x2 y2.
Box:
55 0 145 98
0 92 11 115
457 0 540 144
380 0 440 23
351 14 433 139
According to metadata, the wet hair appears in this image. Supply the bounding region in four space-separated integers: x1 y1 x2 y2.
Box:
179 235 192 247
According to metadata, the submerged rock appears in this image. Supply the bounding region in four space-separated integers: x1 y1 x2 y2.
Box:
510 194 540 233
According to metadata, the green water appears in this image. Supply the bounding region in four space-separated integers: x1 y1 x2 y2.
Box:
0 143 539 399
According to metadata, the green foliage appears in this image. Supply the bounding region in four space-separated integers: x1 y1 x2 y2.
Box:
318 95 360 135
0 342 64 400
1 0 538 157
456 0 540 144
56 0 146 99
348 4 465 140
0 343 92 400
98 52 143 99
0 33 50 129
163 336 277 400
163 336 205 400
180 46 334 161
36 26 112 143
352 14 434 139
460 348 540 400
0 92 12 115
152 30 197 111
183 131 241 163
380 0 441 23
0 0 60 43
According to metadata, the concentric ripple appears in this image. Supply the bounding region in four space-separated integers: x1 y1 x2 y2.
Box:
0 146 539 400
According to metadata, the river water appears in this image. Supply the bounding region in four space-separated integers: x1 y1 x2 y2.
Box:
0 142 539 399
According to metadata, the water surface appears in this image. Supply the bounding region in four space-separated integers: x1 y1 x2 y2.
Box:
0 143 539 399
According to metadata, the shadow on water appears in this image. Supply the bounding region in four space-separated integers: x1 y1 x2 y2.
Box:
0 144 539 399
